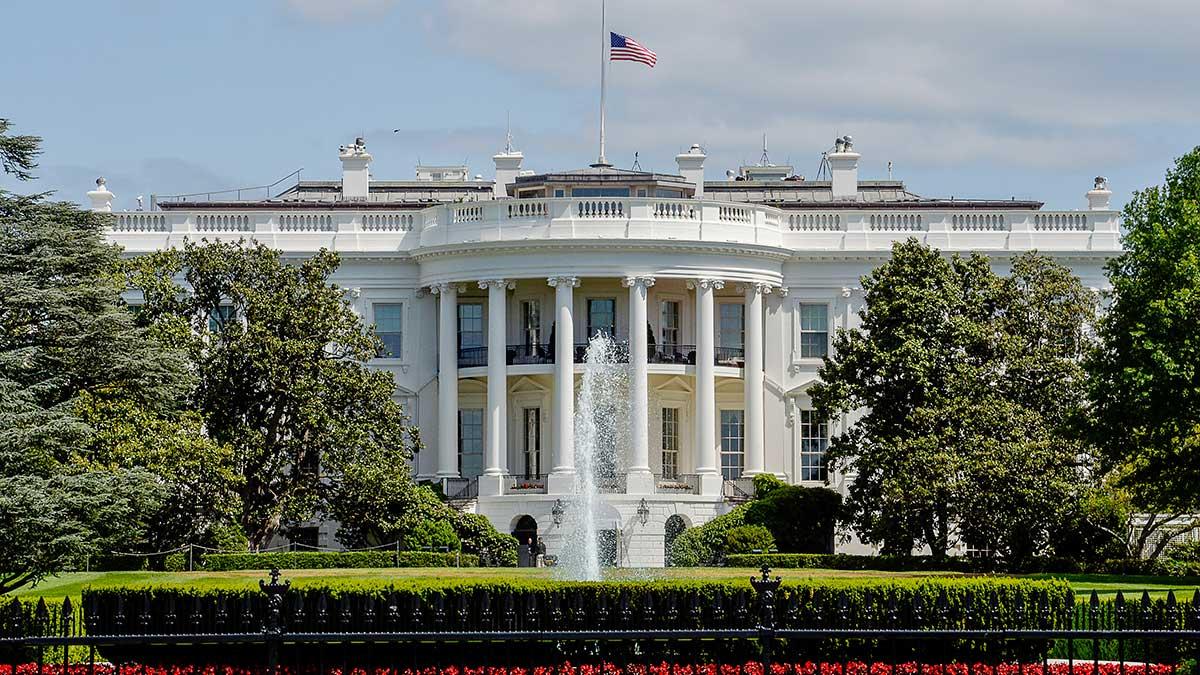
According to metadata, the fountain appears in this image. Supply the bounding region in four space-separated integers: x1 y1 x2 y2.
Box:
556 333 630 581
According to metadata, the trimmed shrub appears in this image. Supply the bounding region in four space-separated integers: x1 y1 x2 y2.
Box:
667 506 746 566
455 512 519 567
401 520 461 553
752 473 785 499
722 525 776 554
197 550 476 571
743 485 841 554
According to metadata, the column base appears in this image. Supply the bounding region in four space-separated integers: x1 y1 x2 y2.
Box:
698 472 723 497
625 470 656 495
478 473 505 497
547 471 577 494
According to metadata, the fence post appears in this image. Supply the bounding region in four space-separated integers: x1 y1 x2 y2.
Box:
260 567 291 675
750 564 782 672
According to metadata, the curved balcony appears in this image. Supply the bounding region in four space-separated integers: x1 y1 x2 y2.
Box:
456 343 745 369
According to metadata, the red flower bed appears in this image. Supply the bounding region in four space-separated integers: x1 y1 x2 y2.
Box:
0 664 1175 675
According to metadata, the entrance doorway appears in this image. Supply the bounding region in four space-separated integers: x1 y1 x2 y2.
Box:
512 515 538 567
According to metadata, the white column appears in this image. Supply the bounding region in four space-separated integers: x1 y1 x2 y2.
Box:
691 278 723 495
547 276 580 494
478 279 511 496
623 276 655 493
742 283 770 476
432 283 459 479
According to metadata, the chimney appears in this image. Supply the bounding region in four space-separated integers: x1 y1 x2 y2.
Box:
492 150 523 198
87 177 114 212
675 144 707 198
828 135 860 200
1087 176 1112 210
339 137 372 200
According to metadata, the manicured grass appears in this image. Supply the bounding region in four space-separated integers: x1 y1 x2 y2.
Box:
8 567 1199 603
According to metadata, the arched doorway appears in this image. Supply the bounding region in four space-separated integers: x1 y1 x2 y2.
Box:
664 515 688 566
512 515 538 567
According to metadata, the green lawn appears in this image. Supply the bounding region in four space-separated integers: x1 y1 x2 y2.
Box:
8 567 1200 603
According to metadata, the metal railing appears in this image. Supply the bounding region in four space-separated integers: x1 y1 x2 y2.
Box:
457 346 488 368
508 343 553 365
154 169 304 206
715 346 746 367
649 344 696 365
4 569 1199 673
506 474 547 493
657 473 701 493
443 476 478 501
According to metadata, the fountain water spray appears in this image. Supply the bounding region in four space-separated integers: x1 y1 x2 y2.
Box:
556 333 629 581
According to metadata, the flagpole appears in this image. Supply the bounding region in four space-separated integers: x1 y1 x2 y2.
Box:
596 0 609 167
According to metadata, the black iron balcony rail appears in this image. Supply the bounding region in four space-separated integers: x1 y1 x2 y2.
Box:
457 345 488 368
649 344 696 365
715 346 745 367
508 343 553 365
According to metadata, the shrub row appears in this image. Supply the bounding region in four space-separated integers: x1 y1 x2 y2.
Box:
81 576 1072 636
723 554 1200 577
162 550 477 572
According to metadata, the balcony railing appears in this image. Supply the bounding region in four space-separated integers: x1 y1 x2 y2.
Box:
457 346 488 368
507 474 547 493
656 473 700 494
574 341 630 363
649 344 696 365
715 346 745 367
595 473 627 494
508 343 553 365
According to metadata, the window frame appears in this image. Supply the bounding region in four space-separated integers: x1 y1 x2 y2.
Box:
586 297 617 338
458 408 485 479
661 406 680 479
718 301 745 351
797 409 829 482
372 302 404 359
457 302 485 350
720 409 745 480
793 300 831 361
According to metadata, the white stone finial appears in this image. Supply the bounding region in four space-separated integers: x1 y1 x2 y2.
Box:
87 176 114 212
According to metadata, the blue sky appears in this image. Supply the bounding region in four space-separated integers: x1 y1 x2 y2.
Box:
3 0 1197 211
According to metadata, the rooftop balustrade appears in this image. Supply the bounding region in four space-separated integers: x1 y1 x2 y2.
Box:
106 197 1120 254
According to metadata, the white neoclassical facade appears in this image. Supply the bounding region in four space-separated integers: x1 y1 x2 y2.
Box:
93 136 1120 565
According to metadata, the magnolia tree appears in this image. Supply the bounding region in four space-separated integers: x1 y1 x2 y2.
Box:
812 241 1096 564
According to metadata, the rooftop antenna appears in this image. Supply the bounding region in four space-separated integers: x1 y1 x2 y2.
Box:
888 161 893 179
759 132 771 166
815 151 831 181
632 151 642 171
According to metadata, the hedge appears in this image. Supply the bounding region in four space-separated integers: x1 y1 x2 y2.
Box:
723 553 1200 577
82 576 1072 636
166 550 478 572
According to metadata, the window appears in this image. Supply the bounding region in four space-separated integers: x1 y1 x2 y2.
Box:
587 298 616 338
661 408 679 479
458 408 484 479
208 304 237 332
654 188 683 198
458 302 484 350
636 189 648 197
572 187 630 197
553 189 565 198
521 300 541 348
719 303 745 350
720 409 745 480
523 408 541 478
373 303 403 358
660 301 680 350
798 410 828 482
799 303 829 358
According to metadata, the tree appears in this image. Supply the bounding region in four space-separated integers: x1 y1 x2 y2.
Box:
812 240 1095 563
129 241 419 547
1087 148 1200 523
0 120 192 592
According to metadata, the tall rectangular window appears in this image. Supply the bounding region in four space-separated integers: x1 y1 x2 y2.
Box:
523 408 541 478
660 301 680 350
208 304 237 333
587 298 616 338
720 409 745 480
458 302 484 350
798 410 829 482
661 407 679 479
458 408 484 479
799 304 829 358
521 300 541 347
719 303 745 350
373 303 403 358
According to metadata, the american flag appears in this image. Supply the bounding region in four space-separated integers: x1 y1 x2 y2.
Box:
610 32 657 67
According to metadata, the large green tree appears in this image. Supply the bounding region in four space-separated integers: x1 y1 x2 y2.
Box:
1088 148 1200 521
129 241 419 547
0 120 202 592
812 241 1095 563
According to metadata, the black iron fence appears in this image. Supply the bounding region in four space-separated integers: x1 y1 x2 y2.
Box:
3 568 1199 675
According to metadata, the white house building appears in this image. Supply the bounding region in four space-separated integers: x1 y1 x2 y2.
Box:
92 135 1120 565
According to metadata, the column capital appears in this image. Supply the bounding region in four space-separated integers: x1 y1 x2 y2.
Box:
686 278 725 291
621 275 656 289
429 282 464 295
547 276 581 289
736 282 774 296
479 279 516 291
